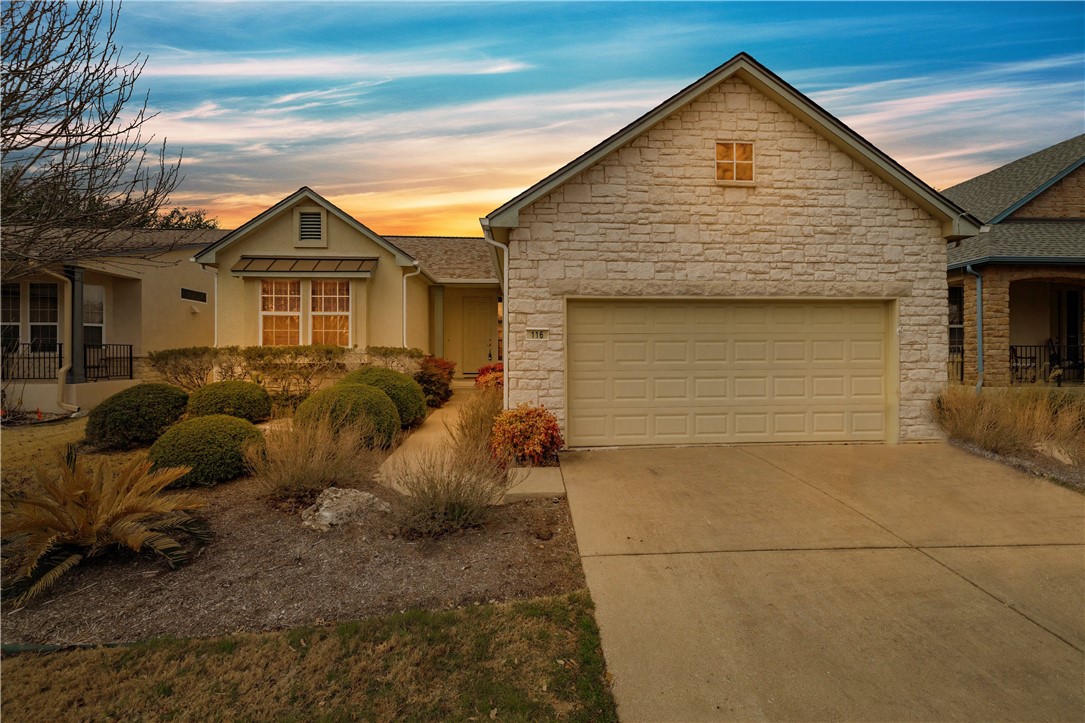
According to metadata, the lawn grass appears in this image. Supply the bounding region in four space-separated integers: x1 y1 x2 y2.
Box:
1 591 616 722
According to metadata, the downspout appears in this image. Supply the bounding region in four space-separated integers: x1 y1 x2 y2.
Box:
480 218 509 410
402 262 422 347
41 269 80 413
965 265 984 391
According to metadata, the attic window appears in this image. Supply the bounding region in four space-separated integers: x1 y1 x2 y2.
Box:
716 141 754 183
299 212 322 241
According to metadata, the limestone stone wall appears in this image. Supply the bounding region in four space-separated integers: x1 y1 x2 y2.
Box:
1011 166 1085 219
504 75 949 442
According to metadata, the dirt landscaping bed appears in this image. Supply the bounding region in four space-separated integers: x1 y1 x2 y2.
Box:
1 416 585 646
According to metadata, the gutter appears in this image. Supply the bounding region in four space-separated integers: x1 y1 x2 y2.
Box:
480 218 510 410
948 256 1085 271
401 262 423 347
41 269 81 413
965 265 984 391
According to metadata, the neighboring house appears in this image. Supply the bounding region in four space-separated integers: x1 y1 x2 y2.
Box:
483 52 980 447
942 135 1085 387
2 230 223 414
192 188 502 375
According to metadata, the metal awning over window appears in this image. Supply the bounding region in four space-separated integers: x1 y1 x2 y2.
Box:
230 256 378 277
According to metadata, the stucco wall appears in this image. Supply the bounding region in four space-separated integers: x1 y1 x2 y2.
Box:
504 75 948 442
1010 166 1085 219
212 202 426 350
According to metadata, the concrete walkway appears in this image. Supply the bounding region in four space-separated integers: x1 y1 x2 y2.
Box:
561 443 1084 722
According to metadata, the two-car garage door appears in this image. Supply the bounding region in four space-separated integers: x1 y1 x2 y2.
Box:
566 299 893 446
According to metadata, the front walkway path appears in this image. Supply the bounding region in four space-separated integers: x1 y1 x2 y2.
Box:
561 443 1084 722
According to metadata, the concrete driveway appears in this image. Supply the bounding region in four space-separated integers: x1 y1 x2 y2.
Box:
561 443 1084 722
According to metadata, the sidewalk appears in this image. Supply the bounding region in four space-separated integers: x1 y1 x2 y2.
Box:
379 385 565 502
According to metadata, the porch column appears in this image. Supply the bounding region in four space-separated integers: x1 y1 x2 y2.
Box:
65 266 86 384
433 285 445 358
982 268 1011 386
963 275 978 386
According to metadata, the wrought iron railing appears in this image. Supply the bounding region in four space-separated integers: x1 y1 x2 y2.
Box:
948 345 964 383
1 343 63 380
1010 344 1084 386
84 344 133 381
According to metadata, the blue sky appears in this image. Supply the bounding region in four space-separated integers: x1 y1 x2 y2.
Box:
119 1 1085 234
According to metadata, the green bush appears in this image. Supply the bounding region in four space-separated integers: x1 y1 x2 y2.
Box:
149 415 264 487
146 347 218 391
340 367 427 427
294 384 400 448
85 383 189 450
187 381 272 423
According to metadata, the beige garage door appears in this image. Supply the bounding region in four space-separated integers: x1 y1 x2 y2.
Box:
567 299 891 446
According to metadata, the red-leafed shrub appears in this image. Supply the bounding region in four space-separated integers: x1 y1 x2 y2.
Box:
490 403 564 467
475 362 503 390
416 355 456 408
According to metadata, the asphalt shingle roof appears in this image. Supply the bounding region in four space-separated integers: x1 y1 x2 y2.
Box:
946 221 1085 269
385 236 498 282
941 134 1085 223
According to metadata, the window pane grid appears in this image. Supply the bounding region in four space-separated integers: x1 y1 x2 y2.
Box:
715 141 754 182
261 280 301 346
29 283 58 323
311 280 350 346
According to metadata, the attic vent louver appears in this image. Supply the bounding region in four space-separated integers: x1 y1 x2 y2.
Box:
299 211 322 241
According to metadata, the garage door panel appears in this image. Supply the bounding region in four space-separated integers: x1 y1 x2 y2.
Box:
567 300 889 445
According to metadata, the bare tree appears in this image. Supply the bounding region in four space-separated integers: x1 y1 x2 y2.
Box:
1 0 184 280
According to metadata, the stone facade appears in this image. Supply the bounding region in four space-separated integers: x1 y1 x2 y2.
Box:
1010 166 1085 220
505 75 949 442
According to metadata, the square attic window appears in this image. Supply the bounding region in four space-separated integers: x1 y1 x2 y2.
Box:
716 141 754 183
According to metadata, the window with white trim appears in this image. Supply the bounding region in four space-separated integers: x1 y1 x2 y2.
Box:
260 280 301 346
1 283 19 352
715 141 754 183
28 282 58 352
310 280 350 346
83 284 105 346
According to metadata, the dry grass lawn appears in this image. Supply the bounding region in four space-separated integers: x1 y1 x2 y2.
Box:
2 591 615 723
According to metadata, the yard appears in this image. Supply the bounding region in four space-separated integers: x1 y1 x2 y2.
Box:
1 386 614 720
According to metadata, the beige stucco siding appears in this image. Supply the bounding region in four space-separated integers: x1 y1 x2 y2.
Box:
1010 166 1085 219
505 75 948 442
212 203 425 350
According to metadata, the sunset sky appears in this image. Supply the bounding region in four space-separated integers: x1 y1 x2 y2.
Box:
119 1 1085 235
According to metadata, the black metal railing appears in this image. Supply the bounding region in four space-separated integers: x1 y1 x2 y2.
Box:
948 345 964 383
84 344 133 381
1010 344 1084 386
1 342 63 380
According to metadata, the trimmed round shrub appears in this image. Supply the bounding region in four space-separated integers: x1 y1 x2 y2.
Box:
339 367 427 428
149 414 264 487
187 380 272 423
85 383 189 450
491 403 565 467
294 383 400 448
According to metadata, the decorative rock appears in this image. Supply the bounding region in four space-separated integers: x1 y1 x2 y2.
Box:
301 487 390 532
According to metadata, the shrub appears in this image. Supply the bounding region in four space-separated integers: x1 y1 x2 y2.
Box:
240 344 347 398
340 367 427 427
360 345 425 376
146 347 217 391
475 362 503 390
1 449 208 607
491 403 564 467
85 383 189 450
416 355 456 408
294 384 400 448
150 415 264 487
245 414 382 499
186 380 272 423
934 385 1085 464
449 387 503 453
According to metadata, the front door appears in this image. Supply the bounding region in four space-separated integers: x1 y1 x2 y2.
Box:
463 296 495 374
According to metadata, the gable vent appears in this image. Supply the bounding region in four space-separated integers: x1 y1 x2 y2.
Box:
299 211 322 241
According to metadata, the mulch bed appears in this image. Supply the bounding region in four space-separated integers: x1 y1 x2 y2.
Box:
1 477 585 646
950 439 1085 494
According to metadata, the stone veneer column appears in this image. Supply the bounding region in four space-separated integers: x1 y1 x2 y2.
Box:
962 274 979 386
981 268 1011 386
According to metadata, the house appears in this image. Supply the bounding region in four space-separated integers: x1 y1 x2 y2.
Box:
191 188 502 375
483 52 981 447
942 135 1085 386
2 230 224 414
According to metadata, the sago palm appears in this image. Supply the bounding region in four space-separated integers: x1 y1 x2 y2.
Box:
1 447 211 607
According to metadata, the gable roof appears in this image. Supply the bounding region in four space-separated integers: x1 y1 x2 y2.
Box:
941 134 1085 224
946 221 1085 270
385 236 499 283
485 52 980 241
192 187 415 267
